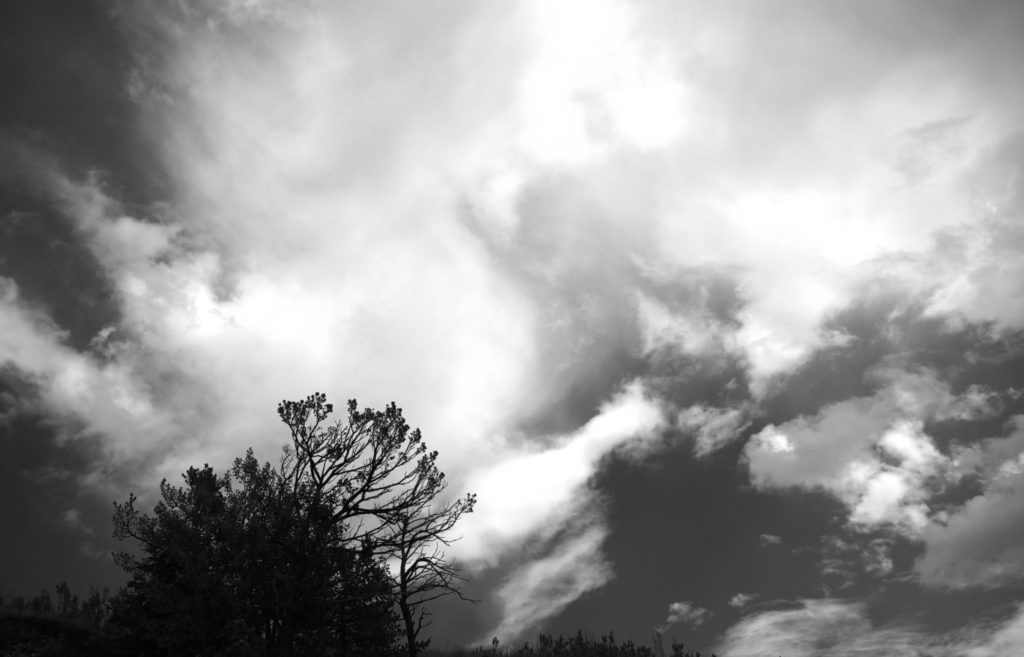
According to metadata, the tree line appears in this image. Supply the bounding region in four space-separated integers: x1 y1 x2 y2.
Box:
0 582 112 627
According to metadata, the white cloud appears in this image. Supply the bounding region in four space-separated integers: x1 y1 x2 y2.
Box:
677 403 750 457
728 592 756 608
656 601 710 633
456 382 664 567
715 599 871 657
634 2 1024 391
717 599 1024 657
744 368 979 531
743 366 1024 587
516 0 688 165
484 521 612 644
106 0 1024 442
0 275 181 476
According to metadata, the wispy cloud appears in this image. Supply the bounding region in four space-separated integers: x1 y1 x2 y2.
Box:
457 382 663 569
716 599 1024 657
486 521 612 644
656 601 710 634
728 593 756 608
677 403 750 457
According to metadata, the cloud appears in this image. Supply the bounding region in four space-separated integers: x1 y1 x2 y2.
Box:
456 382 664 567
0 273 181 475
61 508 94 536
728 593 756 608
717 599 1024 657
906 416 1024 590
965 604 1024 657
715 599 871 657
744 367 994 531
453 381 665 641
916 136 1024 331
817 535 896 594
453 382 662 642
917 470 1024 589
656 601 710 633
746 362 1024 589
677 403 750 457
91 0 1024 486
513 0 689 165
485 521 612 643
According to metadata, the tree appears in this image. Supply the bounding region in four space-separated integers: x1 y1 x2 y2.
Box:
383 449 476 655
54 581 80 619
113 465 245 656
277 394 476 657
28 589 53 616
112 450 398 656
111 393 475 657
80 588 111 629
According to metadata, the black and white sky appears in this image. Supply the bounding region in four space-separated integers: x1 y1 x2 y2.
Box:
4 1 1024 654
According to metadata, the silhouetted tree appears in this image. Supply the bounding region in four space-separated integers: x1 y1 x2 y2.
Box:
112 464 255 656
385 458 476 656
80 587 111 629
28 589 53 615
112 393 473 657
277 394 476 657
55 581 79 619
112 450 398 656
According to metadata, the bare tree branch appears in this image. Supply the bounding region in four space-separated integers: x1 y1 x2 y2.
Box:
276 393 476 657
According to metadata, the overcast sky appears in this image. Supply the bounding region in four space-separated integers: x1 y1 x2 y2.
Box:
3 1 1024 653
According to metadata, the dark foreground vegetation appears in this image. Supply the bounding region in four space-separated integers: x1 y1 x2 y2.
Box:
427 631 714 656
2 395 718 656
0 585 122 657
0 594 716 657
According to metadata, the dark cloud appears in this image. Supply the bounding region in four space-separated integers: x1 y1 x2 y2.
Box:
0 197 119 352
0 372 124 596
0 0 167 201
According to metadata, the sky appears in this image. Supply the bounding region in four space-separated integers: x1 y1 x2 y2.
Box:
3 0 1024 653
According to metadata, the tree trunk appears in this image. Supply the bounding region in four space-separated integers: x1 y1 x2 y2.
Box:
400 597 418 657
